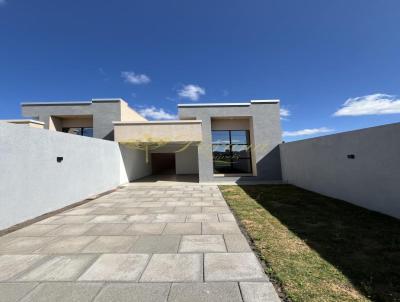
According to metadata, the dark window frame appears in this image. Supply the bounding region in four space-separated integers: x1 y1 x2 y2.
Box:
212 130 252 174
62 127 93 137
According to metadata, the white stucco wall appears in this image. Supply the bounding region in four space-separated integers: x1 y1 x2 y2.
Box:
0 123 150 229
119 144 152 182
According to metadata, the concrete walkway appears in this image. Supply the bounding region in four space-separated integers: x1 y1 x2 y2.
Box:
0 183 280 302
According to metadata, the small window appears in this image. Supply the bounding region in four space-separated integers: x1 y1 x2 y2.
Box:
62 127 93 137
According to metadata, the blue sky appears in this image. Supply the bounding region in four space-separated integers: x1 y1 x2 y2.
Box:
1 0 399 141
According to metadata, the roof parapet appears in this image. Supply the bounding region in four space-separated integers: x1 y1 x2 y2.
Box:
21 98 126 106
21 101 92 106
1 119 45 125
250 99 280 104
178 100 280 108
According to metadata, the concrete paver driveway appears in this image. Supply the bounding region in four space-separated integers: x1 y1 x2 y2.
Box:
0 183 280 302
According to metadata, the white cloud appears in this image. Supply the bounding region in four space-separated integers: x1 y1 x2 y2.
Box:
280 108 290 119
178 84 205 101
283 127 334 137
121 71 150 85
334 93 400 116
138 106 177 120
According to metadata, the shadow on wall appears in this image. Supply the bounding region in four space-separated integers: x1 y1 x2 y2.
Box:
239 185 400 301
119 145 152 182
236 145 282 183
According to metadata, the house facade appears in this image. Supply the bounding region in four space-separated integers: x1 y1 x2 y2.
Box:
18 98 282 183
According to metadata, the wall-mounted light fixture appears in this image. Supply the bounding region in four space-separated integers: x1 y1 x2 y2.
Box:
57 156 63 163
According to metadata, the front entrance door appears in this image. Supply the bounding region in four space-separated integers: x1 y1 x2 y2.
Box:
151 153 176 175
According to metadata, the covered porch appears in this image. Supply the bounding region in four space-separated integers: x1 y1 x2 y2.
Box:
113 120 202 180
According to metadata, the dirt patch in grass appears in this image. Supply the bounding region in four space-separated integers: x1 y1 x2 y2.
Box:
220 185 400 302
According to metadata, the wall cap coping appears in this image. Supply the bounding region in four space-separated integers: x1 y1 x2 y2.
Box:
178 100 279 107
250 99 280 104
21 98 125 106
1 119 45 125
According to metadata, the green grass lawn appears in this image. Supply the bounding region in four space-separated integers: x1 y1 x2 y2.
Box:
219 185 400 302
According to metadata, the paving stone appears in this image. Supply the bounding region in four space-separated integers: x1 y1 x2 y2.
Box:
202 207 231 214
46 224 94 236
138 202 165 208
240 282 281 302
0 255 45 281
127 197 153 202
174 206 202 214
84 223 130 236
5 224 60 237
110 203 143 209
218 213 236 222
168 282 242 302
163 223 201 235
143 207 175 214
36 236 96 254
202 222 241 234
181 197 202 202
213 201 229 206
89 215 128 223
186 213 219 222
90 202 115 207
82 236 139 253
18 255 96 281
92 208 133 215
179 235 226 253
116 207 147 215
159 197 176 202
36 216 61 224
140 253 202 282
166 201 190 207
130 235 181 253
125 223 166 235
62 208 95 216
50 216 95 224
204 253 267 281
94 283 170 302
0 283 38 302
152 214 186 223
192 193 212 197
191 201 215 207
89 207 121 215
20 282 103 302
79 254 149 281
126 214 155 223
224 234 251 252
0 184 278 300
0 236 17 246
0 237 54 254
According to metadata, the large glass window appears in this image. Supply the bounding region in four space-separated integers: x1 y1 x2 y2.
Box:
212 130 252 174
62 127 93 137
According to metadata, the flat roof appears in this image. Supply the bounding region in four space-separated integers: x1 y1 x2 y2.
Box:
178 99 280 108
21 98 124 106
